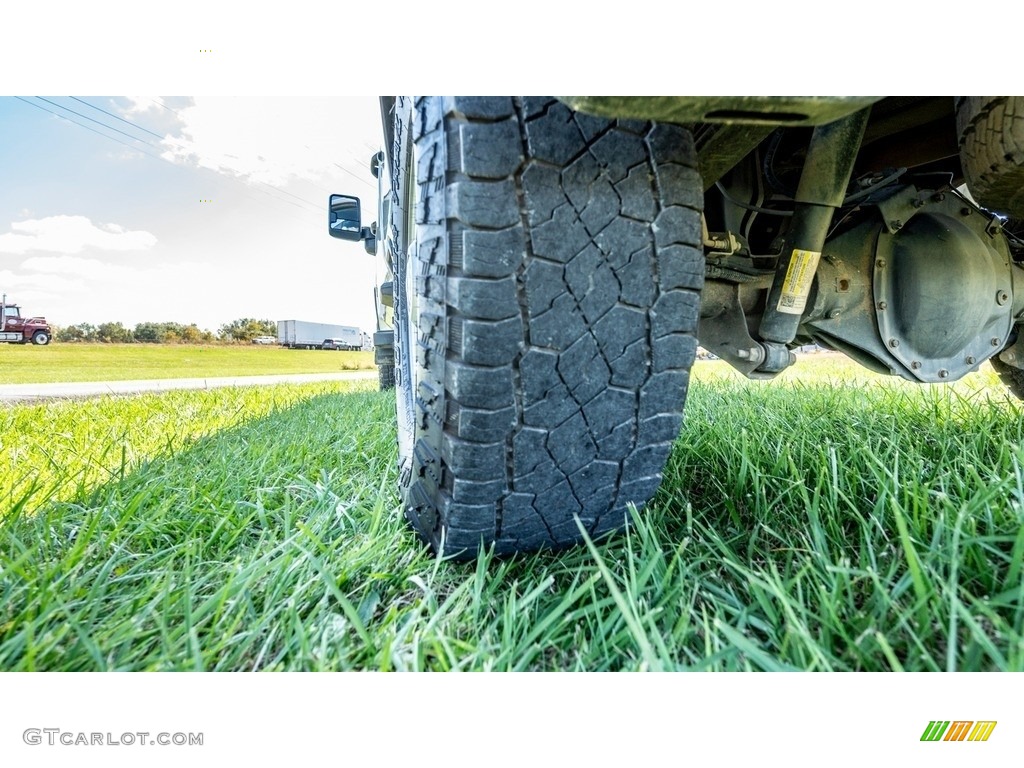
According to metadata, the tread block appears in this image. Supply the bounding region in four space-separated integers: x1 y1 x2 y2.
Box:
583 387 636 440
451 477 506 505
529 294 588 351
547 411 598 476
653 207 703 248
558 333 611 405
562 154 620 235
521 162 565 226
618 476 664 507
609 339 648 388
653 333 697 372
451 315 523 365
573 110 609 142
593 305 645 361
616 246 656 308
448 276 520 320
523 260 566 318
654 164 704 210
520 349 580 426
449 402 516 442
534 479 583 523
623 442 675 480
442 436 506 483
565 244 620 324
520 97 555 119
646 123 697 167
447 180 519 229
596 419 635 462
446 361 514 410
616 165 657 221
449 118 523 179
640 370 689 418
595 217 650 268
524 101 587 166
638 412 684 443
453 226 526 277
446 97 516 120
652 291 701 338
519 349 562 403
530 204 592 263
568 460 619 502
589 128 648 183
658 244 704 291
500 492 539 529
513 425 565 493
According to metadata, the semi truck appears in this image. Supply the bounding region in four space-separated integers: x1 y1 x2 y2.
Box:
1 294 52 345
276 319 362 350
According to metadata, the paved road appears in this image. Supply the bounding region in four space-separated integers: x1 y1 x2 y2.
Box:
0 370 376 404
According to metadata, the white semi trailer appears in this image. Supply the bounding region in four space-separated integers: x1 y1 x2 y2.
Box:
277 320 362 350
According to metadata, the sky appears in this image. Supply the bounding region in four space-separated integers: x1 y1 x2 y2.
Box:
0 4 1002 338
0 96 385 334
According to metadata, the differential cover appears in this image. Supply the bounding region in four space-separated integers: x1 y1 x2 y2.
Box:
874 209 1013 382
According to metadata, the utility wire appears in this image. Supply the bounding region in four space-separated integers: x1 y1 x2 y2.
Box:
49 97 327 214
35 96 161 146
15 97 322 225
22 96 375 218
14 97 170 164
68 96 165 139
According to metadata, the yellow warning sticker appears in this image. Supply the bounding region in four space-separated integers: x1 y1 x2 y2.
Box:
777 249 821 315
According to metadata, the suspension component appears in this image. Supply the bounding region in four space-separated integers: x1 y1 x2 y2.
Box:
756 108 871 371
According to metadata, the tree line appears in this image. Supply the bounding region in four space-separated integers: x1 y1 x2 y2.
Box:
54 319 278 344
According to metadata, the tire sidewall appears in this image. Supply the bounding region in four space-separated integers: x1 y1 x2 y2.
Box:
390 97 447 544
32 331 50 346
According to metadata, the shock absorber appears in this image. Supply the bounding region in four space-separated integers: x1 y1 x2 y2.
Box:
756 107 871 372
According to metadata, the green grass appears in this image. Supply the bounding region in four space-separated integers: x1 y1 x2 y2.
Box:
2 359 1024 670
0 343 374 384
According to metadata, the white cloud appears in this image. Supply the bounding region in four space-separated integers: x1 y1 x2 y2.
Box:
157 96 382 188
0 216 157 255
122 96 164 116
21 255 124 279
0 268 82 295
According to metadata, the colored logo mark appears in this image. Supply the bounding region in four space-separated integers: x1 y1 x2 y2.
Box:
920 721 997 742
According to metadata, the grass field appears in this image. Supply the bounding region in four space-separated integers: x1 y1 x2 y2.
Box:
0 343 374 384
1 357 1023 670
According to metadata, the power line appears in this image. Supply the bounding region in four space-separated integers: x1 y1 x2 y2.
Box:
14 97 322 225
35 96 159 146
13 97 169 164
19 96 378 222
68 96 165 139
41 96 326 214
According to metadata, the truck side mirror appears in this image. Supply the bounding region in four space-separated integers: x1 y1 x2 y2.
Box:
370 151 385 179
328 194 362 241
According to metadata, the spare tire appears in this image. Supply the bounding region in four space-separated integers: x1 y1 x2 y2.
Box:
388 97 704 558
957 96 1024 217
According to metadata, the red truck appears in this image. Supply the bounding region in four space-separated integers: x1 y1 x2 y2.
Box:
1 295 52 345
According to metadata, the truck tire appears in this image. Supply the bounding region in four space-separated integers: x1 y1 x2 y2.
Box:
957 96 1024 217
31 330 50 345
390 97 703 558
378 363 395 390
